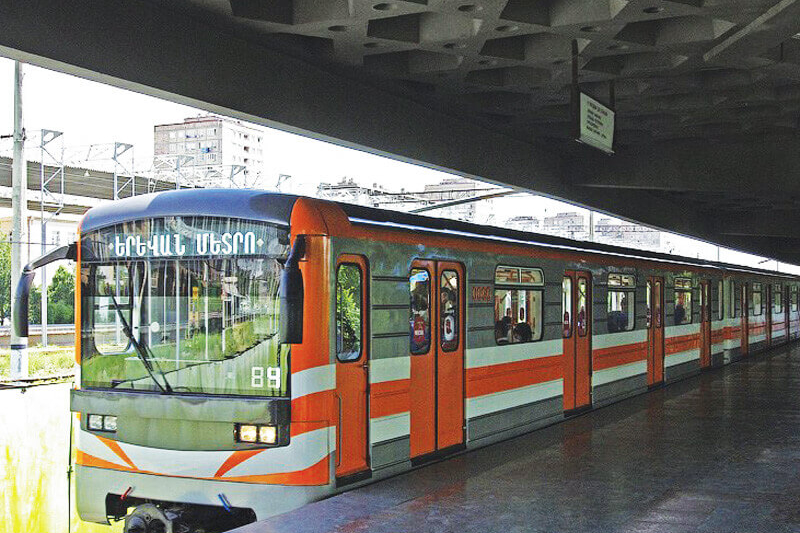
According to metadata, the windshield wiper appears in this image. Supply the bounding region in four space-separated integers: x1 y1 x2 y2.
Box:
107 292 173 394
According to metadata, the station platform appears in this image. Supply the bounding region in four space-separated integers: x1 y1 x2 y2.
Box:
235 345 800 533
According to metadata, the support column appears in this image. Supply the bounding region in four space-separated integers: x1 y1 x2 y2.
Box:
10 61 28 380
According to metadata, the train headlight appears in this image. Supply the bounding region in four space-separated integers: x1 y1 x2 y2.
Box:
88 414 117 433
88 414 104 431
103 416 118 432
258 425 277 444
237 424 258 443
236 423 277 444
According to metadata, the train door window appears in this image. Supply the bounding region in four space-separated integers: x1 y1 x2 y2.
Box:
718 281 724 320
607 273 635 333
792 286 798 313
674 278 693 325
562 277 572 337
577 278 589 337
336 263 363 362
773 284 782 313
752 283 763 316
646 280 652 328
655 280 663 328
728 280 737 318
494 266 544 344
410 268 432 355
440 270 459 352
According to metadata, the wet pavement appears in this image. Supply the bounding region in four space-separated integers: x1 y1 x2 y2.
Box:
235 345 800 533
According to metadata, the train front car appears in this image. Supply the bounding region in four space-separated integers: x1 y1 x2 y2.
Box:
70 190 331 532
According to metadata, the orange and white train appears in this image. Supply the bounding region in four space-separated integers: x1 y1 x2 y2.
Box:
15 189 800 531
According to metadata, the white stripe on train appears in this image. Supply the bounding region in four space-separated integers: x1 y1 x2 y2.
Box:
465 379 562 419
78 426 334 479
592 360 647 387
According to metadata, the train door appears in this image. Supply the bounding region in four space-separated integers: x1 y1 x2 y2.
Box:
766 284 773 347
409 260 465 459
335 256 370 480
563 270 592 412
699 281 712 369
741 283 749 357
646 277 665 386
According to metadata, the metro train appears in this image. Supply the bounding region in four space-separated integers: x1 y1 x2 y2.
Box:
15 189 800 532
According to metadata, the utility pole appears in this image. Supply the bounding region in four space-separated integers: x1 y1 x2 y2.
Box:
10 61 28 380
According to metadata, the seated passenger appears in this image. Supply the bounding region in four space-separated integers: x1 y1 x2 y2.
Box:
607 310 625 333
675 303 686 325
495 320 509 344
514 308 533 342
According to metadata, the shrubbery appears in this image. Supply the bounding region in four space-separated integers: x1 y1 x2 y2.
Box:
29 265 75 325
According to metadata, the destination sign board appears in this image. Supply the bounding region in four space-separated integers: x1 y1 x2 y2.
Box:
82 216 289 261
111 231 262 258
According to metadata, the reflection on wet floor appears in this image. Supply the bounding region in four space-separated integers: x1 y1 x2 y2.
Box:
235 345 800 533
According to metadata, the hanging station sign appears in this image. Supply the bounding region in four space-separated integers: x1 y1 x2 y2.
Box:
578 92 615 154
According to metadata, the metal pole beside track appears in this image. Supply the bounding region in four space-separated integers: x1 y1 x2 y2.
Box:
10 61 28 380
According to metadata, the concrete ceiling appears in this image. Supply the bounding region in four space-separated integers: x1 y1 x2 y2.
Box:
1 0 800 262
168 0 800 145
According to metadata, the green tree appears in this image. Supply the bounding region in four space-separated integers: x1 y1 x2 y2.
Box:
48 265 75 324
0 237 10 325
29 283 41 325
29 265 75 325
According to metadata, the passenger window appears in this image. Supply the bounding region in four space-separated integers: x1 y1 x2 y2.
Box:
773 284 782 313
752 283 762 316
718 281 724 320
336 263 362 362
410 268 432 355
577 278 588 336
494 266 544 344
562 277 572 338
607 274 635 333
792 286 798 313
674 278 692 325
440 270 459 352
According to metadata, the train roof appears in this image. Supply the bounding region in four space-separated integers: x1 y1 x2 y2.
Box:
80 188 299 233
79 189 796 280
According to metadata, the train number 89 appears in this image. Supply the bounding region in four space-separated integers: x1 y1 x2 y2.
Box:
251 367 282 388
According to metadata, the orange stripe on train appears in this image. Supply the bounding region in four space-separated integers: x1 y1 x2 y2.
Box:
222 454 330 486
592 342 647 370
466 355 561 398
77 451 136 472
214 449 265 478
79 450 331 486
97 435 138 470
370 378 411 419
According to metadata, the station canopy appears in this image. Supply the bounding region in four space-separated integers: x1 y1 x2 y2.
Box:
2 0 800 261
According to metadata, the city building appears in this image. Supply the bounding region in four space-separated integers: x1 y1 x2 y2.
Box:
542 211 589 240
595 217 661 249
153 115 265 187
505 215 541 233
317 176 498 223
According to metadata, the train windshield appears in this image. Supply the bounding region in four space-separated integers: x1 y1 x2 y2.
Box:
79 216 291 397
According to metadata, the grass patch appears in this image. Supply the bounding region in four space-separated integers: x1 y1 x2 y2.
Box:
0 345 76 379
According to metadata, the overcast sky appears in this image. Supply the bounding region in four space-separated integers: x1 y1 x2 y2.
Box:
0 55 794 273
